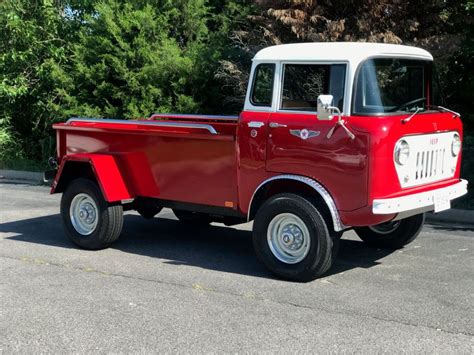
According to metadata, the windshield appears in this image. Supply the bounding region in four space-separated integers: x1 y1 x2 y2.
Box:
353 58 439 115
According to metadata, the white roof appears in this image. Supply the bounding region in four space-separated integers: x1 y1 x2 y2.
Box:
253 42 433 62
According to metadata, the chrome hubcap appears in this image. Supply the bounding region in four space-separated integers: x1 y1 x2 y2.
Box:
267 213 311 264
70 193 98 236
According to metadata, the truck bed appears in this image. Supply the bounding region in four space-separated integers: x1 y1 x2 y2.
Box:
53 114 240 209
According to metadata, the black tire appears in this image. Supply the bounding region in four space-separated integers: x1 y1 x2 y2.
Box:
173 209 212 226
137 206 162 219
60 178 123 250
252 193 337 282
331 231 343 259
354 213 425 249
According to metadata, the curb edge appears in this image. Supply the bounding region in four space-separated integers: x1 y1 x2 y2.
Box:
0 169 44 184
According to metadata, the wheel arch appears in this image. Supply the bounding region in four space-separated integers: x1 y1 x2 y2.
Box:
52 154 132 203
53 161 95 193
247 174 347 232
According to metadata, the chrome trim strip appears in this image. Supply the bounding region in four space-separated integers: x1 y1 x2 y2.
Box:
66 118 218 135
150 113 238 121
248 174 347 232
373 179 468 214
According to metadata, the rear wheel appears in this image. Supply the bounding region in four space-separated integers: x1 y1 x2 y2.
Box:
252 193 337 282
173 209 212 226
354 214 425 249
61 178 123 250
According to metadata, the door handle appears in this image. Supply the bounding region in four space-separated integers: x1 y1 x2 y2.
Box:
269 122 287 128
247 121 265 128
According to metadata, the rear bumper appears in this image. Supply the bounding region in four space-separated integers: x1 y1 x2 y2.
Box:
373 179 468 215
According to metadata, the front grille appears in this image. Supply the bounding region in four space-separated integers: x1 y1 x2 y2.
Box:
394 132 458 188
415 148 447 182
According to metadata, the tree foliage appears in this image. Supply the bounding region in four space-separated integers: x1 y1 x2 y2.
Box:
219 0 474 117
0 0 472 164
0 0 247 161
0 0 69 160
61 0 213 118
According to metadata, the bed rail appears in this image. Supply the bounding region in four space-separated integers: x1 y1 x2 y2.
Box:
65 118 218 135
149 113 238 122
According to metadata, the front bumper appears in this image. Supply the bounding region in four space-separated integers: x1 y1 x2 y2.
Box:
373 179 468 214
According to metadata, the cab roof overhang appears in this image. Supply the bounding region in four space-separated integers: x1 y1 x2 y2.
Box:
252 42 433 62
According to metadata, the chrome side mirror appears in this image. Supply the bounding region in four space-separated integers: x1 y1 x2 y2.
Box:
317 95 335 120
317 94 356 140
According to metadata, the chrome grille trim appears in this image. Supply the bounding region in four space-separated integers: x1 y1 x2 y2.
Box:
395 132 459 188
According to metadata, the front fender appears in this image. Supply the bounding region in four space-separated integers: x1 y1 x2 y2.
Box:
52 154 132 202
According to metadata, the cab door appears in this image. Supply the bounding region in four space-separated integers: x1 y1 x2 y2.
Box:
265 62 369 212
266 110 338 175
266 63 347 175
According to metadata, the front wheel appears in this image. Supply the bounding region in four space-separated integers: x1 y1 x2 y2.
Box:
252 193 337 282
354 214 425 249
61 178 123 250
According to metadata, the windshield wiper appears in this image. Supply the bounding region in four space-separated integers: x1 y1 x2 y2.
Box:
401 107 422 123
426 105 460 118
390 97 426 112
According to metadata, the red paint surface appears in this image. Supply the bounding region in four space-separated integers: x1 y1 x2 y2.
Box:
237 111 273 212
53 110 463 226
54 119 238 208
340 111 463 226
265 111 370 212
52 154 131 202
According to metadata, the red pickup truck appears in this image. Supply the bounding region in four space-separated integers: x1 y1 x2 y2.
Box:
48 42 468 281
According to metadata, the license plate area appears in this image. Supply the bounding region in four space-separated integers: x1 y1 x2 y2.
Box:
433 193 450 213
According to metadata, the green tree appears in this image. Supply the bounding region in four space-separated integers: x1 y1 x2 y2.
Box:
0 0 249 161
0 0 71 162
59 0 252 119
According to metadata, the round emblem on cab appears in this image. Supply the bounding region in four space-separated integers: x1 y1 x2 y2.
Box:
300 129 309 140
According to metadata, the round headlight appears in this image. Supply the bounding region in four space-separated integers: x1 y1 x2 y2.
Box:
452 134 461 156
395 140 410 165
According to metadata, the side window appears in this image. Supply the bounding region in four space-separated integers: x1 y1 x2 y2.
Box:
251 63 275 106
281 64 346 111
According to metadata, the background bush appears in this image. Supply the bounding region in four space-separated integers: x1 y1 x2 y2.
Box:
0 0 472 206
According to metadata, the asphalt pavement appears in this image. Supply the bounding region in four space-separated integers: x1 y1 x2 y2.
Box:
1 183 473 353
